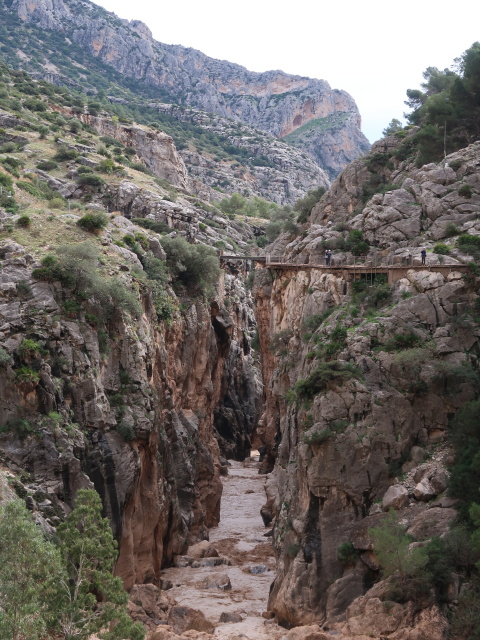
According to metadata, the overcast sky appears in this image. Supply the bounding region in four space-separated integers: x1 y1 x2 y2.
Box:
93 0 479 143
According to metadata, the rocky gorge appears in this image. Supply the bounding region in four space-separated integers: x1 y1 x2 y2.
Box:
0 29 480 640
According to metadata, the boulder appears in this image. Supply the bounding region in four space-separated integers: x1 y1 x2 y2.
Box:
167 606 214 635
249 564 268 574
219 611 243 623
382 484 409 510
199 572 231 590
407 507 457 540
282 626 329 640
188 540 219 559
414 477 436 502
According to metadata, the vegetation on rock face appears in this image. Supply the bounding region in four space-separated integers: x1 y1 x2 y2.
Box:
289 361 361 403
294 186 326 223
32 242 142 319
160 235 220 297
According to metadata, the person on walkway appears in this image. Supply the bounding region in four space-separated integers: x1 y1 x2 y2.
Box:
421 248 427 265
325 249 332 266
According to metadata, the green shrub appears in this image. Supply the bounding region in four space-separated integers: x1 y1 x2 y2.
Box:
369 509 429 603
340 229 370 256
14 366 40 385
54 145 78 161
128 161 150 174
295 186 326 223
105 278 142 318
302 309 334 333
0 346 11 366
444 221 459 237
384 332 422 352
0 418 33 438
117 421 135 442
302 428 334 445
293 361 361 401
337 542 358 566
131 217 171 235
16 215 31 228
50 197 65 209
17 339 41 359
32 242 141 319
36 160 58 171
160 236 220 297
77 174 105 188
76 166 94 174
458 233 480 248
16 180 42 197
96 158 116 174
77 212 109 232
433 242 450 254
458 184 473 198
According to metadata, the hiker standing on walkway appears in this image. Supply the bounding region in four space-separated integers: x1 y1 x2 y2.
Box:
325 249 332 266
421 248 427 265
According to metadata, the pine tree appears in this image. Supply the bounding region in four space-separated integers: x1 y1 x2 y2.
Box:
0 500 64 640
56 489 144 640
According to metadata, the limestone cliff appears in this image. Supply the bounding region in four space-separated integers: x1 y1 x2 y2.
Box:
8 0 370 178
252 137 480 633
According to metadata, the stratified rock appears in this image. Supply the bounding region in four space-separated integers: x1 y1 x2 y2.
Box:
9 0 369 180
80 114 189 189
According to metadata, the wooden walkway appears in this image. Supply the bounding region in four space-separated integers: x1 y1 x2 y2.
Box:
220 254 469 285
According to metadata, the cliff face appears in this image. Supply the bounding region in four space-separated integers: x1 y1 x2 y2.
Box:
9 0 370 178
252 139 480 633
0 226 260 593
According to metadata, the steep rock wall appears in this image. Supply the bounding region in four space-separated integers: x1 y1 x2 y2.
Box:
0 237 258 590
254 264 477 627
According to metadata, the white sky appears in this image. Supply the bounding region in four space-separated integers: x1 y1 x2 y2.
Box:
93 0 480 143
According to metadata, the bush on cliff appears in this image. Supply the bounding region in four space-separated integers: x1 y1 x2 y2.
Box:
295 185 326 223
291 361 362 402
160 235 220 297
77 212 109 233
369 509 429 603
32 242 141 319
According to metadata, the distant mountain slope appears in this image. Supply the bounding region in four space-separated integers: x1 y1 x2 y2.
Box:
4 0 370 178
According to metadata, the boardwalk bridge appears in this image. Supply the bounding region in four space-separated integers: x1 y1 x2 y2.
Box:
219 253 469 285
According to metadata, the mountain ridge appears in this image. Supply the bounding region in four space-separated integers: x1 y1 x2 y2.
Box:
5 0 370 178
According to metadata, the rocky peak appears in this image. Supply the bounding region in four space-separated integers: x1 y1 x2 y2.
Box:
8 0 370 178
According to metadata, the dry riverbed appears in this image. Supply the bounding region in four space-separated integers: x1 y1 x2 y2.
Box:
161 457 284 640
